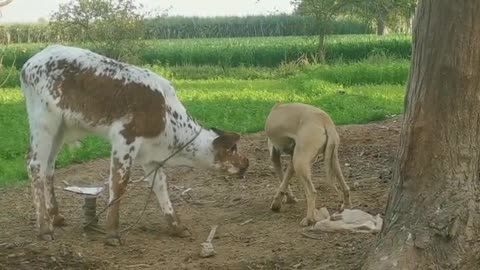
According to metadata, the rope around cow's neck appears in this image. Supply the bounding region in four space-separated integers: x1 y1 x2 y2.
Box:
81 128 203 235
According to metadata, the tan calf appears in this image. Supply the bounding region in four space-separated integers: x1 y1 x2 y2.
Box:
265 103 352 226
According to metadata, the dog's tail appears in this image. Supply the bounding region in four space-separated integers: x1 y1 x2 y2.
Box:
323 124 342 195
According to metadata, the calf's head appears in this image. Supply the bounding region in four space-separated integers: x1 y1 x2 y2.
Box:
211 128 249 178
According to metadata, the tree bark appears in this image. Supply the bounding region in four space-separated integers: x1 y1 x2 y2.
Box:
362 0 480 269
376 18 386 35
316 16 330 64
317 32 326 63
375 8 388 35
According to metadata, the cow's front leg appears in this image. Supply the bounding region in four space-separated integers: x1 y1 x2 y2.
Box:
143 163 189 237
104 143 137 246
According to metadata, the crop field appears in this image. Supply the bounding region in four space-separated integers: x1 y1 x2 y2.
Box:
1 35 411 71
1 15 372 43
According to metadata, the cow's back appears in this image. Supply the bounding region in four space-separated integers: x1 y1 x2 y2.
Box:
20 45 176 140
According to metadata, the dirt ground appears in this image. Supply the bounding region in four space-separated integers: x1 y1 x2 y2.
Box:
0 116 402 270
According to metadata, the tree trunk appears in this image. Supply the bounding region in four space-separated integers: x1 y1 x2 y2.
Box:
316 16 331 64
376 9 387 35
317 32 326 63
362 1 480 269
376 18 385 35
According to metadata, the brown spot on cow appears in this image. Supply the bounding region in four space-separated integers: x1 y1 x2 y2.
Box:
50 59 167 143
172 111 179 119
212 131 249 177
123 154 130 161
105 157 131 239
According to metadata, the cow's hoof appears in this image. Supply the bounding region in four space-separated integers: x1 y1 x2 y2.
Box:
104 236 122 246
53 214 66 227
169 224 190 238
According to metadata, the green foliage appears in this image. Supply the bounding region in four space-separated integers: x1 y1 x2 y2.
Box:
291 0 356 62
347 0 417 34
49 0 146 61
1 35 412 70
0 58 408 184
0 66 20 88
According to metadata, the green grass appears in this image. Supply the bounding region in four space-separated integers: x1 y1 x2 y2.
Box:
0 58 407 185
176 79 405 133
1 34 411 69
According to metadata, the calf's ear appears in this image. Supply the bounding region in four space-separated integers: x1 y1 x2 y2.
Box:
213 132 240 150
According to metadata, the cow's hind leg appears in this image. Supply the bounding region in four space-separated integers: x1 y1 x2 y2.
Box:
46 122 66 227
143 163 189 237
28 118 65 240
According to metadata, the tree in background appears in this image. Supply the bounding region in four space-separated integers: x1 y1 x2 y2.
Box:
292 0 352 63
50 0 146 62
0 0 14 18
351 0 417 35
0 0 16 87
362 0 480 269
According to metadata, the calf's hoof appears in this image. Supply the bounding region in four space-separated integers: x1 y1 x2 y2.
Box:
285 195 298 204
340 200 353 211
53 214 66 227
300 217 316 227
38 232 54 241
104 235 123 246
300 208 328 226
270 200 282 212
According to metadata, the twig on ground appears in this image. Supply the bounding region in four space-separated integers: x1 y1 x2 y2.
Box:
240 219 253 226
200 225 218 258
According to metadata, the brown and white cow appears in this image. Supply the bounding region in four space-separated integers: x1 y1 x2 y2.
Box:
20 45 249 246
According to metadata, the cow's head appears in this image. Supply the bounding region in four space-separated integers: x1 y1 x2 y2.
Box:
211 128 249 178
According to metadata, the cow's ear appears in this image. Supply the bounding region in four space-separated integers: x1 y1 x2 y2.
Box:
213 132 240 150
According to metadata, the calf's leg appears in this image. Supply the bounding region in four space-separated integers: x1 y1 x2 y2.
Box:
269 144 297 207
270 159 296 211
293 136 325 226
